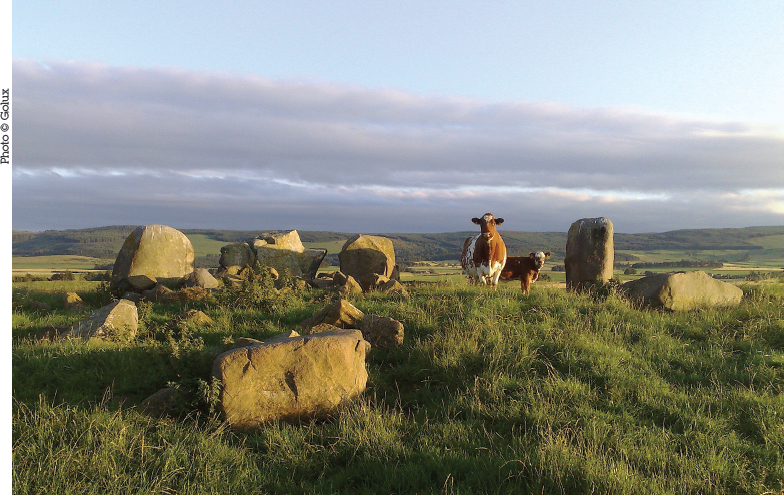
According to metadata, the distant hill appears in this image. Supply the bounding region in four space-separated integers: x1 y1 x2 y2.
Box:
12 225 784 267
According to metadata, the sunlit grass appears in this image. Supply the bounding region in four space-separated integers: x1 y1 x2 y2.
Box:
12 280 784 494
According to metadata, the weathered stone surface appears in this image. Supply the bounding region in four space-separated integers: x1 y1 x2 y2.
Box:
125 274 157 292
378 279 409 297
65 299 138 341
622 271 743 311
213 329 371 427
252 231 326 280
121 292 143 304
361 315 404 349
339 235 397 282
139 388 180 418
219 242 256 274
301 299 365 330
183 268 220 289
252 230 306 253
332 271 350 286
63 292 87 311
339 275 364 295
141 283 174 302
358 273 390 292
310 275 335 289
565 217 614 291
309 323 345 334
111 225 195 292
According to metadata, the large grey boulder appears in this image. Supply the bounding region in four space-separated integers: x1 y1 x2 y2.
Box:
564 217 614 290
622 270 743 311
111 225 195 292
252 230 326 280
212 329 371 427
64 299 138 341
339 235 398 282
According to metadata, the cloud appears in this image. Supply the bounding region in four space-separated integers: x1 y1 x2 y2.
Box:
11 59 784 232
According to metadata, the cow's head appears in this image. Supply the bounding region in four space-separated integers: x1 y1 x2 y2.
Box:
472 213 504 240
528 251 551 269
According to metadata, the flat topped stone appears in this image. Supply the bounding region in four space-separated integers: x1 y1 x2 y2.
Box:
621 270 743 311
213 329 371 427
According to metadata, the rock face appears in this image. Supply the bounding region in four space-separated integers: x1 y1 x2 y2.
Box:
252 231 327 280
361 315 404 349
213 329 371 427
564 217 614 290
63 292 87 312
219 243 256 275
621 271 743 311
339 235 398 282
65 299 138 341
217 230 326 280
301 299 365 330
183 268 220 289
111 225 195 292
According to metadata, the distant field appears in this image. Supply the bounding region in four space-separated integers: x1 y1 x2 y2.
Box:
186 234 229 260
12 255 113 271
303 239 347 255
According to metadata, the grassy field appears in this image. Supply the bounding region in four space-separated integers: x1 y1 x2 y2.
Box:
12 255 114 271
11 276 784 494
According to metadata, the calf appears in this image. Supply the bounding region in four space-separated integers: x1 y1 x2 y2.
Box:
499 251 551 294
461 213 507 287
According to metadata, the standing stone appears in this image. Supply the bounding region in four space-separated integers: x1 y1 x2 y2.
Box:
565 217 614 290
339 235 397 282
64 299 138 341
621 271 743 311
111 225 195 292
213 329 371 427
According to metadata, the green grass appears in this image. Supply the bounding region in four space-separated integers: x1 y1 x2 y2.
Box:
12 280 784 494
186 234 231 260
12 255 114 270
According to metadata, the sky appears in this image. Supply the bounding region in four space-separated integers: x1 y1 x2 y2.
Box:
7 0 784 234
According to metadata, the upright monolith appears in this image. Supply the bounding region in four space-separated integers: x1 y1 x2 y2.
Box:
564 217 614 290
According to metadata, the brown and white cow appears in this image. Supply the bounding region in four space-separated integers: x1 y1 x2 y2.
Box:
499 251 551 295
461 213 507 286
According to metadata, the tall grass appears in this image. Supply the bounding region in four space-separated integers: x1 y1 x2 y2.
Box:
12 280 784 494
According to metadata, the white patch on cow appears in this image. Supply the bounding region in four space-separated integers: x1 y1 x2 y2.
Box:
461 234 481 283
488 254 507 285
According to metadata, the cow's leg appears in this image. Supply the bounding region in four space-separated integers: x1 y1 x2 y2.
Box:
521 275 531 295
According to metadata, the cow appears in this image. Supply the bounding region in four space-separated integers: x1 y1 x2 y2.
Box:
499 251 551 295
460 213 507 287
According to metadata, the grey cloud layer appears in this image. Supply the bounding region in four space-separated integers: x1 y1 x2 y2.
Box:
15 59 784 192
12 59 784 232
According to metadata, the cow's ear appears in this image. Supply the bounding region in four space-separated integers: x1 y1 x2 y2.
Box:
529 252 535 258
545 252 551 258
471 218 480 224
495 218 504 225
